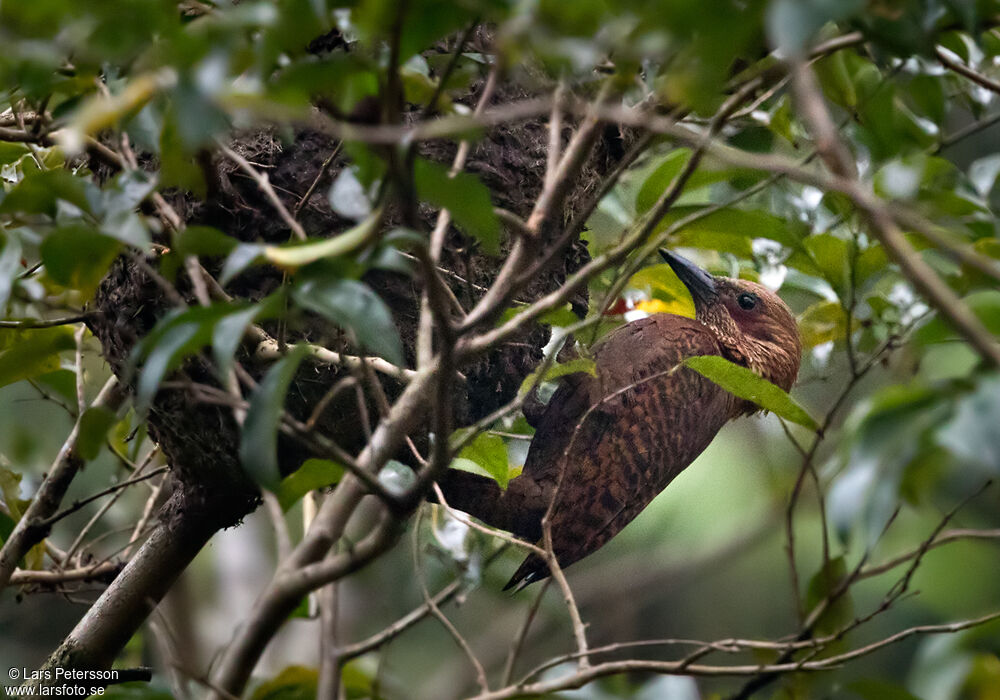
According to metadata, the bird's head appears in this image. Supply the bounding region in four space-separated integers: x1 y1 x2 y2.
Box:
659 249 801 392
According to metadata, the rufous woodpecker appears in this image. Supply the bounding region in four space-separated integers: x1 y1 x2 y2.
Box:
438 250 802 589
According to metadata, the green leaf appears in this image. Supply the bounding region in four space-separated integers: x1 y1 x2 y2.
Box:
847 679 922 700
0 509 15 545
34 369 78 404
160 111 206 197
653 206 804 250
803 233 850 293
327 167 372 221
627 262 698 317
799 300 847 348
936 373 1000 472
172 226 239 258
537 304 580 328
240 346 309 491
0 463 42 567
450 457 523 491
855 243 888 289
250 665 318 700
100 682 175 700
827 384 947 545
805 556 854 636
414 157 500 255
378 458 417 496
0 327 76 389
519 357 597 397
0 169 94 217
221 243 267 286
292 277 404 366
40 224 122 298
275 458 345 511
0 230 23 314
0 142 30 166
914 290 1000 345
263 209 382 269
683 355 818 430
401 64 451 113
454 432 512 488
130 305 237 411
77 406 119 461
0 465 26 521
814 50 858 109
635 150 744 215
767 0 864 54
211 304 264 381
135 322 200 412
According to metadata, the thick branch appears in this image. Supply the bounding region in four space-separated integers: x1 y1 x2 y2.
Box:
37 486 231 680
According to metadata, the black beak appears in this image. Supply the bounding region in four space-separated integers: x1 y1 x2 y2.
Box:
659 249 718 307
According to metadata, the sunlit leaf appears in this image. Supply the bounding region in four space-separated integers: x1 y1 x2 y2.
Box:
263 210 382 268
250 665 317 700
627 262 698 317
683 355 818 429
66 69 176 144
0 327 76 389
799 300 847 348
0 465 26 521
453 432 512 488
519 357 597 397
537 304 580 328
275 458 345 512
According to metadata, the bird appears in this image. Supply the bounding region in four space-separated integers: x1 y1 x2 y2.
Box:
437 249 802 590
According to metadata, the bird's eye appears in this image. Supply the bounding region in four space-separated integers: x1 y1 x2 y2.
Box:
737 292 758 311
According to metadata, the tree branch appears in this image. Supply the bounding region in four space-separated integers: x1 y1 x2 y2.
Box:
0 378 125 590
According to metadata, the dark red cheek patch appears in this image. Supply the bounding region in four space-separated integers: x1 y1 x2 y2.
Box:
724 299 768 336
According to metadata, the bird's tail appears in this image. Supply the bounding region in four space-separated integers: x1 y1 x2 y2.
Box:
434 469 552 591
432 470 543 542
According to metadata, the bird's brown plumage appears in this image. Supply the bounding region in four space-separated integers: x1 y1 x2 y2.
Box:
438 251 801 589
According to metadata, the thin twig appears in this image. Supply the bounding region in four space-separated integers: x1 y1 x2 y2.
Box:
40 467 170 531
293 142 342 217
465 610 1000 700
412 509 489 693
0 378 125 590
216 140 307 241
